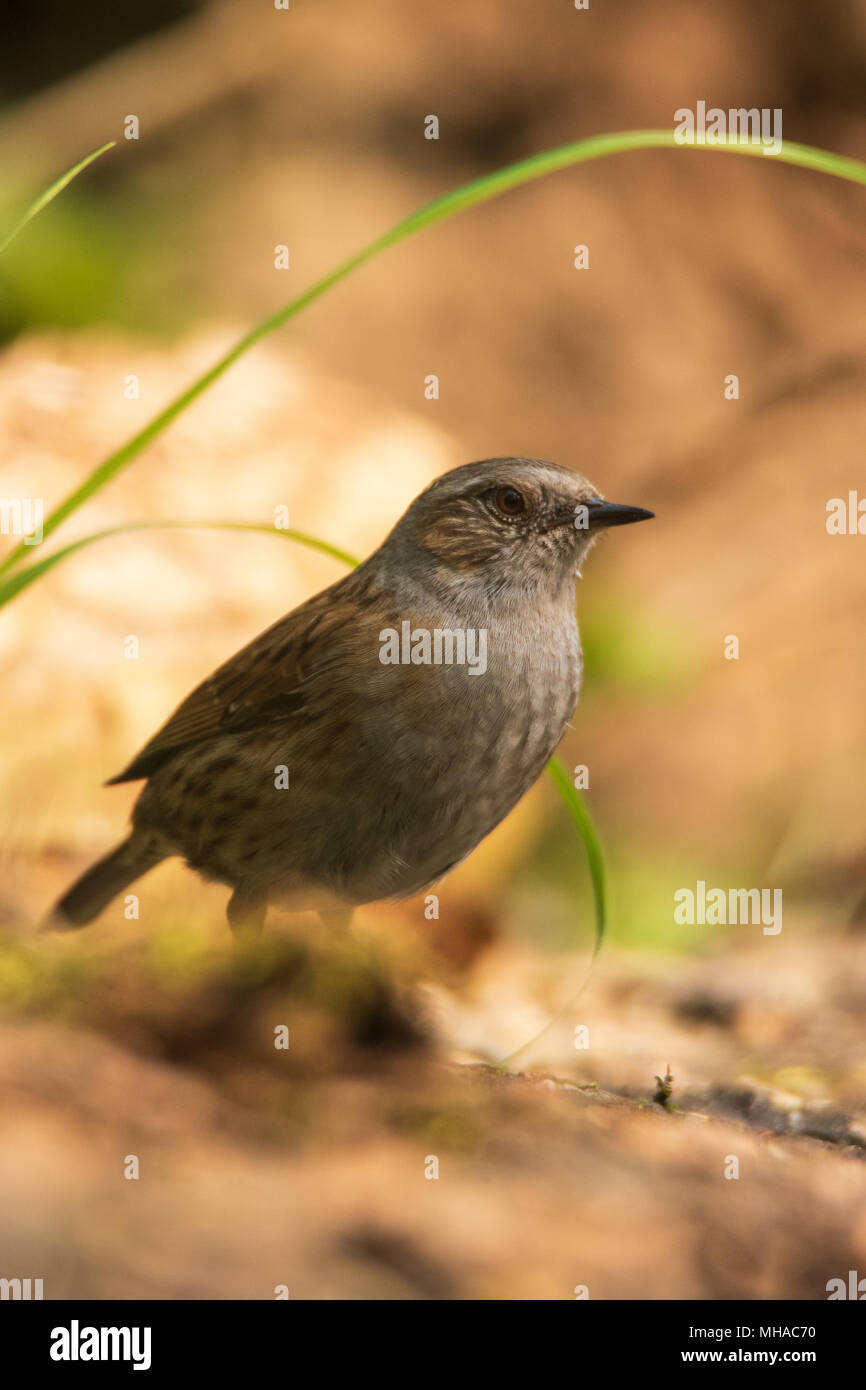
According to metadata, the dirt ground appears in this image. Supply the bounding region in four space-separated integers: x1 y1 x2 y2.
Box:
0 917 864 1300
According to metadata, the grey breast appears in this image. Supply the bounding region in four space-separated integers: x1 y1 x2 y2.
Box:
343 607 583 900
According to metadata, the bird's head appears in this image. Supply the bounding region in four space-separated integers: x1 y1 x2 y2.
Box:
379 457 653 603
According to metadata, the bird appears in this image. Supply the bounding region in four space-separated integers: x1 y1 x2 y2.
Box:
50 458 652 934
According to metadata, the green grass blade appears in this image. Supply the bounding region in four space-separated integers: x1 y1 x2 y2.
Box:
0 519 359 610
494 755 608 1070
2 129 864 577
0 140 116 257
546 753 607 957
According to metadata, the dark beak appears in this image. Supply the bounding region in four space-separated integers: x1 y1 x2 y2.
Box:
543 497 655 533
585 497 654 529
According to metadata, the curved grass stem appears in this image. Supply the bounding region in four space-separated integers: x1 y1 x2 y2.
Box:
0 140 116 257
1 130 863 576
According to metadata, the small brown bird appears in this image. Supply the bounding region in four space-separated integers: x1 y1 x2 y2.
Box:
51 458 652 933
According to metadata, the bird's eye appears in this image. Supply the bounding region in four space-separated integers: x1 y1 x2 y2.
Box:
495 486 526 517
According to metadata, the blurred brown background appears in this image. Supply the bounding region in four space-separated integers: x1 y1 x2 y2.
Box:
0 0 864 1300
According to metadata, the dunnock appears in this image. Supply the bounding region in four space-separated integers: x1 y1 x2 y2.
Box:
52 458 652 932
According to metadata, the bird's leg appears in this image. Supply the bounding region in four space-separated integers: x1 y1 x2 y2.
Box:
227 886 268 937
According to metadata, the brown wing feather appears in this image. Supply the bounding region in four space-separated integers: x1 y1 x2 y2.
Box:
106 570 366 784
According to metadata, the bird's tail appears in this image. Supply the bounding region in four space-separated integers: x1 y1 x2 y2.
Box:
48 833 164 929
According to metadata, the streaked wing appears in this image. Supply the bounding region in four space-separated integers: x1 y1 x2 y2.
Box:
107 570 363 784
